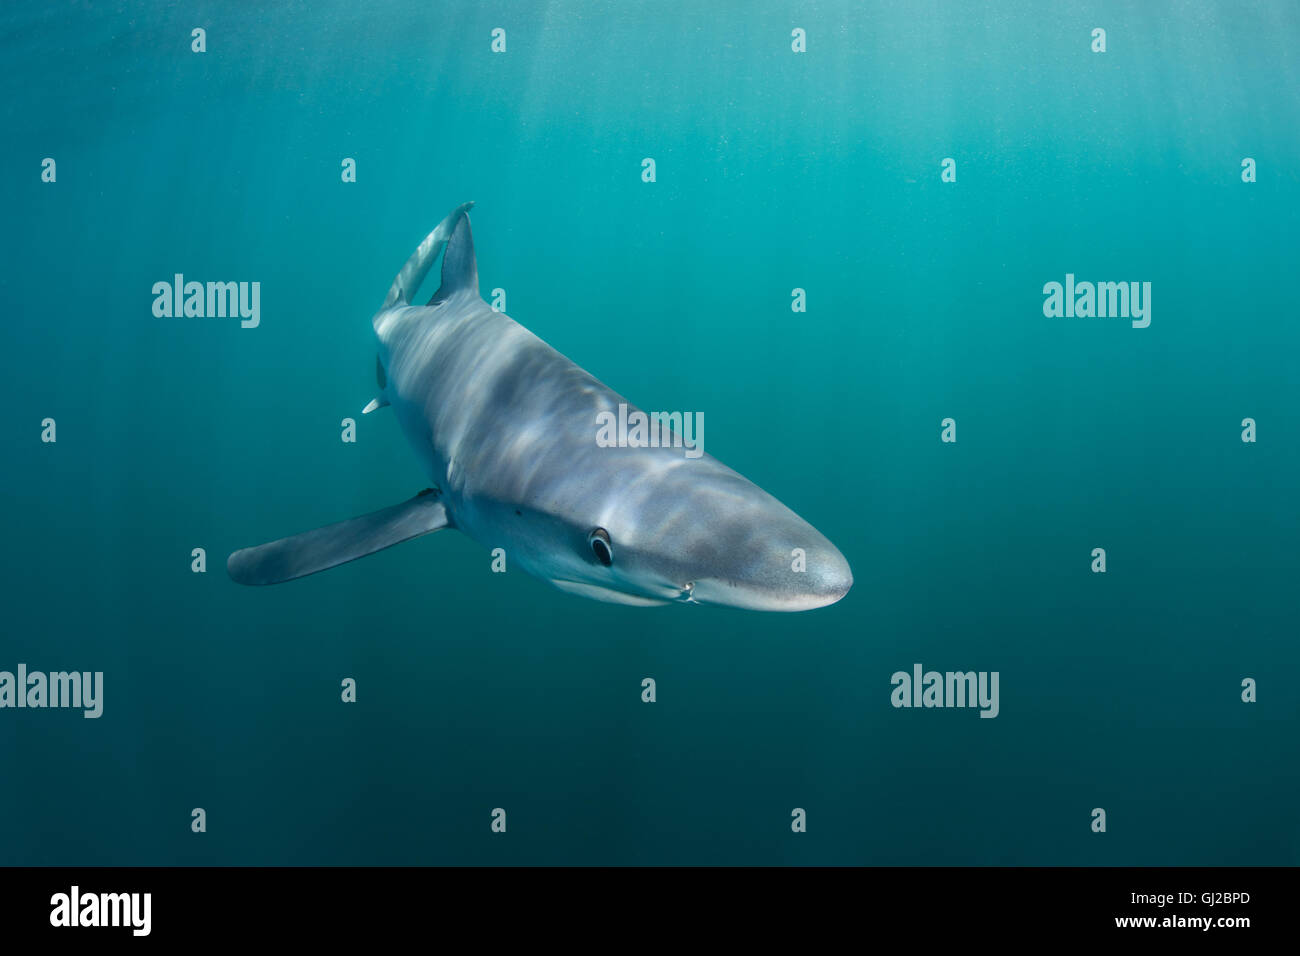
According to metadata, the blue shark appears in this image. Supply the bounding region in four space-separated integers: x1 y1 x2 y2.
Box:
228 203 852 610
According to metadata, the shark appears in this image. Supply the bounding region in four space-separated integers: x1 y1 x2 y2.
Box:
227 202 853 611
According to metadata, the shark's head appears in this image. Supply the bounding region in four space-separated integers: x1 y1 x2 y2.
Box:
527 454 853 612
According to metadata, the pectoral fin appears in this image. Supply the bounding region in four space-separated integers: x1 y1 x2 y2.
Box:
227 490 451 585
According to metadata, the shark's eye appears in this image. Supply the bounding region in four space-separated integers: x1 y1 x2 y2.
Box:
588 527 613 566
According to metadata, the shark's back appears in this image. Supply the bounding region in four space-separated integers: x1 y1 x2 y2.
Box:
373 207 742 530
380 293 737 516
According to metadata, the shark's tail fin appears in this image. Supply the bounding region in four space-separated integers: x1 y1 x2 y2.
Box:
382 201 475 309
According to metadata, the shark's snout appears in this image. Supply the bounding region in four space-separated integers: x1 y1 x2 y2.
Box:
688 538 853 612
800 544 855 608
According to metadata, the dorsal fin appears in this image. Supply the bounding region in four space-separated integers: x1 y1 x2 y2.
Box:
430 213 479 305
382 201 474 309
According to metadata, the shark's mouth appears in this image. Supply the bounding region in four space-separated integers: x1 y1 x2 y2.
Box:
549 575 849 611
548 579 672 607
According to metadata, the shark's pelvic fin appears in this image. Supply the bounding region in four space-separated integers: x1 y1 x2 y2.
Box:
367 357 390 412
227 491 451 586
429 211 479 306
383 201 475 309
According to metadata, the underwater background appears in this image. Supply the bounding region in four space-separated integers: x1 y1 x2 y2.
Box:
1 0 1297 865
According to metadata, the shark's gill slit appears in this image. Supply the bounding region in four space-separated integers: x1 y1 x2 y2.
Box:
589 528 613 566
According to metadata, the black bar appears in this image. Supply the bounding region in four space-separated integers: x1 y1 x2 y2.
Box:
0 866 1281 941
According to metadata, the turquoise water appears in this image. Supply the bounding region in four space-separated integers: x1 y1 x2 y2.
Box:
2 1 1297 865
